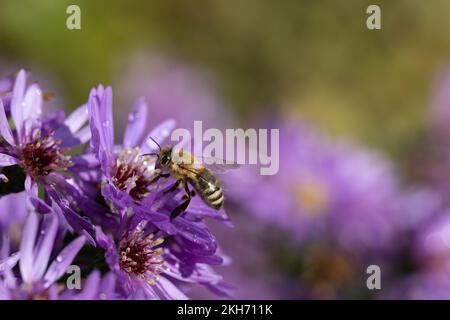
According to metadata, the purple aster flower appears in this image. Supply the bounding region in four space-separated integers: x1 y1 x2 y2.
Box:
0 193 119 300
0 70 73 180
95 216 230 299
87 85 230 228
217 118 404 298
0 69 98 241
0 68 231 300
85 84 231 299
0 204 85 300
87 85 174 219
227 119 399 252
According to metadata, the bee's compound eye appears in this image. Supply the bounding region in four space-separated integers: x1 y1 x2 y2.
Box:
161 154 170 166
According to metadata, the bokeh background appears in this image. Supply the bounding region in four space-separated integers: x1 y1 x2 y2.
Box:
3 0 450 299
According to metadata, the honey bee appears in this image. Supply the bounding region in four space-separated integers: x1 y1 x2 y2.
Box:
144 138 238 219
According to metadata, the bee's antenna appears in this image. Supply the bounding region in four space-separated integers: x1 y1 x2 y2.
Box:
149 137 162 151
140 152 159 158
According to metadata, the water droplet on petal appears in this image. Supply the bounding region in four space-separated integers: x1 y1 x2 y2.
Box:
56 255 63 263
103 120 111 128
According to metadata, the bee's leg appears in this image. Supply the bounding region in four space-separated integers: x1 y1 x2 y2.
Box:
170 182 193 219
163 179 182 194
184 182 195 198
148 171 170 184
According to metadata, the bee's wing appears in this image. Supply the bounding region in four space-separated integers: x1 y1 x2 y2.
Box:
141 119 176 153
202 160 240 174
171 148 240 174
192 155 240 174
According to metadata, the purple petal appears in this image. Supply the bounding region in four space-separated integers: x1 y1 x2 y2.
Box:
29 197 53 214
23 83 43 118
10 70 26 143
172 218 218 256
0 235 16 286
133 281 158 299
70 153 99 169
73 125 91 144
88 86 115 170
132 206 173 234
32 213 59 281
0 153 18 166
45 174 117 230
46 187 96 245
0 99 14 145
22 83 43 137
141 119 176 153
43 236 85 288
0 234 9 259
186 197 233 226
123 97 148 148
164 262 232 297
175 250 223 266
155 276 189 300
64 104 88 134
0 192 27 229
47 285 60 300
53 126 83 148
19 212 39 283
100 86 114 155
25 175 38 197
0 282 11 299
76 270 101 299
0 252 20 274
94 226 111 249
95 227 119 270
98 272 117 300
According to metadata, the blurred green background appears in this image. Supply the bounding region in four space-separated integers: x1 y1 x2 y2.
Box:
1 0 450 166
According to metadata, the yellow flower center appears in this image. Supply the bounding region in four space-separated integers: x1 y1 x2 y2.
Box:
112 147 155 201
295 176 329 216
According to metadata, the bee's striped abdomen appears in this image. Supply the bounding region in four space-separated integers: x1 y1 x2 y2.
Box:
191 168 224 210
